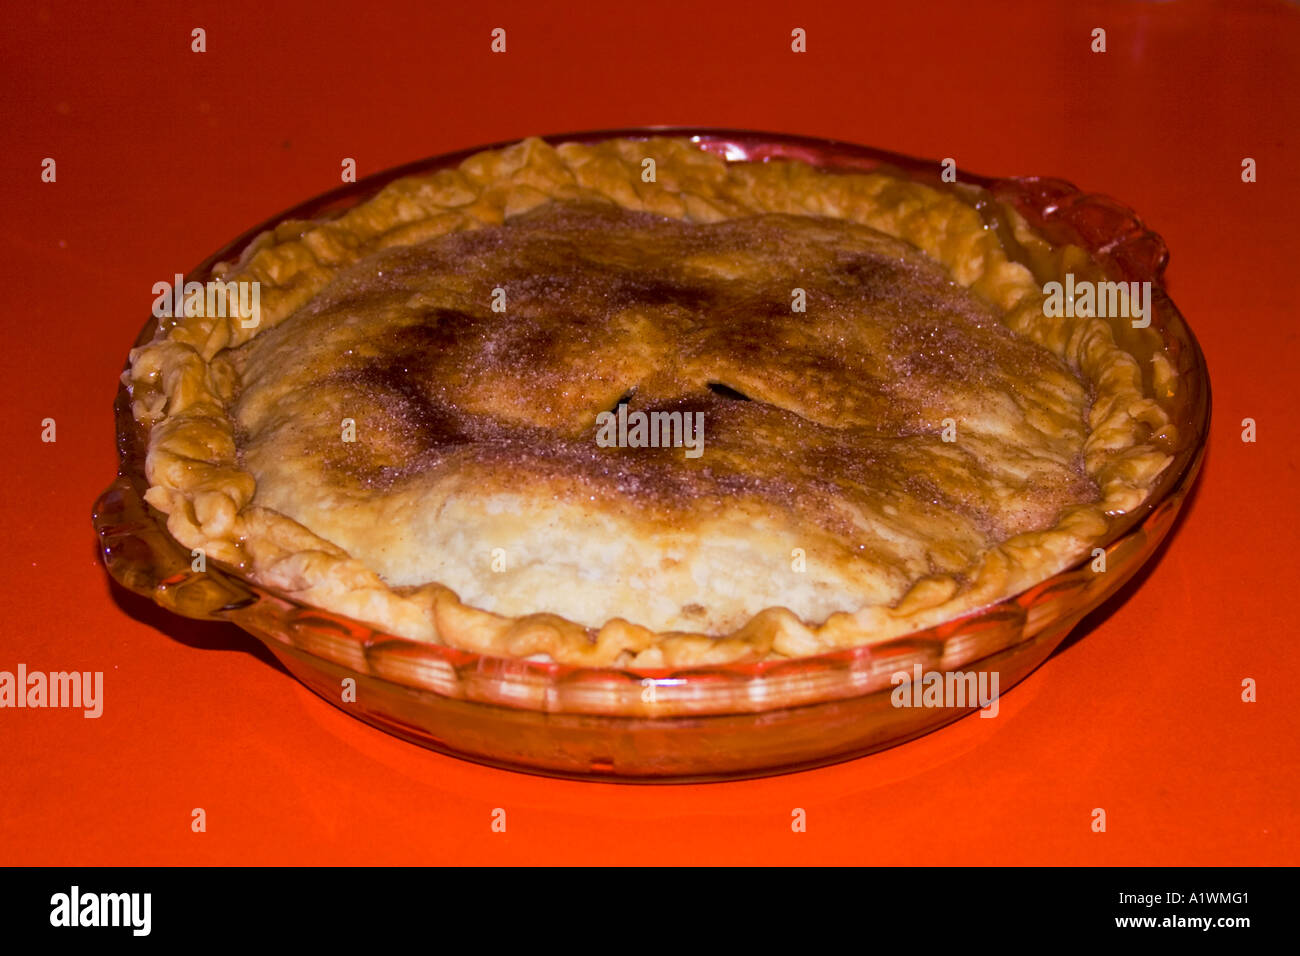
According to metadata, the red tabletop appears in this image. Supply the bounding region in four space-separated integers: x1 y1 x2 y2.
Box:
2 0 1296 865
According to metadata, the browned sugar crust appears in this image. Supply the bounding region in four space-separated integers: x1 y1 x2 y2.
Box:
234 200 1096 561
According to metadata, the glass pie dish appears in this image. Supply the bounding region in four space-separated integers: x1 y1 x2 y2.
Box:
93 127 1210 782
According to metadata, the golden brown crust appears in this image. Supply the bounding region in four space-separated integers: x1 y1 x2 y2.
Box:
126 136 1174 666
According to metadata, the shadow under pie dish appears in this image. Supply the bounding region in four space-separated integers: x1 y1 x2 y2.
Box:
96 128 1208 781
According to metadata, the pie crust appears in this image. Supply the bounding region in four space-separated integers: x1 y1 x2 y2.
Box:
126 136 1175 667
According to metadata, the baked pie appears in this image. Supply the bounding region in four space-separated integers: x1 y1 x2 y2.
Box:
126 136 1176 668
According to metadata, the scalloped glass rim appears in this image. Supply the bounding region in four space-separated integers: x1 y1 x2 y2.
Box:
93 127 1210 778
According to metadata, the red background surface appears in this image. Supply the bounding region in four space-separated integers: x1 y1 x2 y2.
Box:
1 0 1297 865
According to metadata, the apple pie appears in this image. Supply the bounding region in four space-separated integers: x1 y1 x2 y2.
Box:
125 136 1176 667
